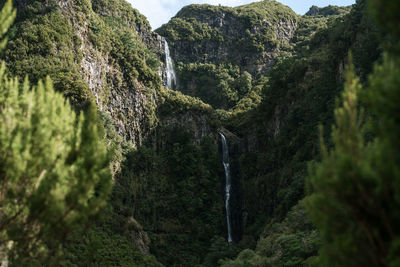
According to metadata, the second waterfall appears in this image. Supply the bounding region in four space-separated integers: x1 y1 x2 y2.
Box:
220 133 233 243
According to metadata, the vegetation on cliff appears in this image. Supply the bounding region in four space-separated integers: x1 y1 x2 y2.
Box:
0 2 112 265
224 0 379 238
305 1 400 263
156 0 352 112
222 0 400 266
119 129 223 265
156 0 300 110
5 0 160 117
1 0 399 266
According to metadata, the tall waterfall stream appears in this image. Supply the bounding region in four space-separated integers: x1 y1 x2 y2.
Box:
163 38 177 89
220 133 233 243
163 38 233 242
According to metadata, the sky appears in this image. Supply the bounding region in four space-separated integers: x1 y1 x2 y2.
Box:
128 0 356 29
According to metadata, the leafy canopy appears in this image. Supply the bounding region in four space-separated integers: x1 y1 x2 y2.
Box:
0 70 112 266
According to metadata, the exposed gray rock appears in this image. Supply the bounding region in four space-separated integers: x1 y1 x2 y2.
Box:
56 1 164 148
160 112 215 144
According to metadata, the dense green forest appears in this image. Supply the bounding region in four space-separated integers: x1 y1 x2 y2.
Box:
0 0 399 266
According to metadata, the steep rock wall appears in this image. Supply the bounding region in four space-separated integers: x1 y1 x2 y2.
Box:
157 2 298 75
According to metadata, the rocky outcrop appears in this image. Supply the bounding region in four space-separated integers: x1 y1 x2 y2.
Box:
305 5 352 17
160 112 215 144
53 0 167 148
127 217 151 255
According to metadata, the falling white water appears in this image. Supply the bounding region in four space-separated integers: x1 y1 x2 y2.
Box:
163 38 177 89
220 132 233 243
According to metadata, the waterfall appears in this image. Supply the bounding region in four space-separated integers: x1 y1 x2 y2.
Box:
163 38 177 89
220 132 233 243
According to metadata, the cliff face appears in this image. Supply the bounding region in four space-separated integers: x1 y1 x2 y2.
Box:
3 0 383 266
5 1 219 262
157 1 298 76
76 0 213 146
8 0 214 149
62 0 163 147
154 0 380 254
154 1 301 110
7 0 162 148
305 5 352 17
234 0 380 236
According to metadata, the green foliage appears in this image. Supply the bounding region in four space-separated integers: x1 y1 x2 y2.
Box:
157 17 223 43
61 212 162 267
0 68 112 265
304 1 400 265
305 56 400 266
3 0 161 109
156 0 351 117
292 14 339 53
202 236 256 267
117 129 223 266
156 0 299 109
158 0 298 54
236 0 297 25
158 86 213 116
0 0 392 266
221 203 319 267
167 61 261 112
0 0 16 50
91 0 151 30
368 0 400 54
156 5 382 266
176 62 239 109
5 2 90 106
172 1 297 26
84 0 162 91
231 0 381 239
305 5 352 17
108 28 160 88
305 63 366 266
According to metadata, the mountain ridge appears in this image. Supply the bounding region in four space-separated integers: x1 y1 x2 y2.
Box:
0 0 384 266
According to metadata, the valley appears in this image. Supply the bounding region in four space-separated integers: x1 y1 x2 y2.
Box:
0 0 399 266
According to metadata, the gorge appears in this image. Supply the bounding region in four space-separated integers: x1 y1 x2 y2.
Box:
0 0 395 266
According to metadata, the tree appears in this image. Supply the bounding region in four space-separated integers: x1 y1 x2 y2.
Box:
0 71 112 266
236 71 252 97
0 0 15 51
368 0 400 55
305 0 400 263
0 1 112 265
